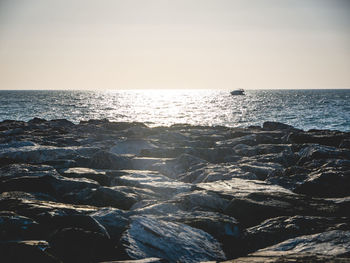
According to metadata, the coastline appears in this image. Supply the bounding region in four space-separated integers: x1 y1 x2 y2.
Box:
1 118 350 262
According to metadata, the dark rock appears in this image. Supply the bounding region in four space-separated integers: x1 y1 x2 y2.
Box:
110 139 157 155
0 211 42 241
288 132 347 147
47 214 110 239
90 208 129 241
0 174 99 199
243 215 350 254
28 117 47 124
89 150 133 169
50 227 116 263
340 139 350 149
262 121 297 131
298 145 350 166
0 240 61 263
64 186 139 210
294 168 350 197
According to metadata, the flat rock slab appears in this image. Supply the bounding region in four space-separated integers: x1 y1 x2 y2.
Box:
111 170 193 198
197 178 294 199
121 216 226 262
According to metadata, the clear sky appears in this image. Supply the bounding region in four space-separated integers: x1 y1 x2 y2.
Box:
1 0 349 90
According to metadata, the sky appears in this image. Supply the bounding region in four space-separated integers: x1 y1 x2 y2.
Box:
0 0 349 90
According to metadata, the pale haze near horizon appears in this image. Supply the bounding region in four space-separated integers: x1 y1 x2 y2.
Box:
0 0 349 90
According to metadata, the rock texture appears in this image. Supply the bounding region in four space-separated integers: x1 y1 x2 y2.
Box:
0 119 349 262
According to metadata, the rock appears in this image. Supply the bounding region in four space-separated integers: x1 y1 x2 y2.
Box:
256 230 350 257
110 139 157 155
90 208 129 240
64 186 139 210
153 153 207 179
0 194 97 224
288 132 347 147
173 190 231 213
0 163 57 181
198 178 348 227
46 214 110 239
59 167 112 186
110 170 192 198
244 215 350 254
50 227 116 262
340 139 350 149
101 259 166 263
0 174 99 199
225 251 350 262
0 211 42 241
0 240 60 263
179 164 257 183
234 144 293 157
0 145 77 164
88 151 133 169
298 145 350 166
294 168 350 197
132 204 241 258
121 216 226 262
238 161 283 180
262 121 297 131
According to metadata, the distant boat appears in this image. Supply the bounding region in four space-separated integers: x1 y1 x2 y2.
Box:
230 89 245 95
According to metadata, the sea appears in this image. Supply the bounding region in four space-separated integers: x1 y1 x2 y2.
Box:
0 89 349 131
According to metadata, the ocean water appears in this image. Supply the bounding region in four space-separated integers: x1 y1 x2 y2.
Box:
0 89 349 131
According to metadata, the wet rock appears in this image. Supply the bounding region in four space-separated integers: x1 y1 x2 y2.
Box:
121 216 226 262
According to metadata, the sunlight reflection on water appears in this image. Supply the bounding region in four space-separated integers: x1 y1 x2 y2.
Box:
0 89 349 131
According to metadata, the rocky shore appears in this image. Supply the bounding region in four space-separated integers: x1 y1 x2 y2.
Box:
0 118 350 262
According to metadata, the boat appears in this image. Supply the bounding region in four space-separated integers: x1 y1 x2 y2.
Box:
230 89 245 95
